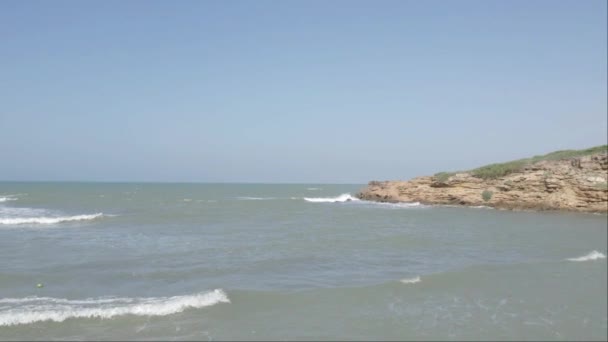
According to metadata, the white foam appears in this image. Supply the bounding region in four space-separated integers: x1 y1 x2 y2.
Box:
567 250 606 262
236 197 275 200
306 188 322 191
0 197 17 202
470 205 493 209
372 201 422 209
0 289 229 326
0 213 103 225
400 276 421 284
303 193 360 203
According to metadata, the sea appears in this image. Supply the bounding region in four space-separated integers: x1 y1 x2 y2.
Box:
0 182 606 340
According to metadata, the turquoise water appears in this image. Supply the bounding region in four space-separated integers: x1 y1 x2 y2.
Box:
0 183 606 340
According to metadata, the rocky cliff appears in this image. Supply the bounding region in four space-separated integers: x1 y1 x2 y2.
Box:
357 150 608 213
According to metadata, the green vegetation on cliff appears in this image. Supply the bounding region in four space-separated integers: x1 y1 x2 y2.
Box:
435 145 608 180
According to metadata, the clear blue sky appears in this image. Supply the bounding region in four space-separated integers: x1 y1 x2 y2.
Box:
1 0 606 183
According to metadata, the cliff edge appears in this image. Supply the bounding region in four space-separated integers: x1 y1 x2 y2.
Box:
357 146 608 213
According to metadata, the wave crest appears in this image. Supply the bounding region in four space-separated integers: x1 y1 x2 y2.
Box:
400 276 421 284
0 289 229 326
303 193 360 203
0 213 104 225
567 250 606 262
373 202 422 208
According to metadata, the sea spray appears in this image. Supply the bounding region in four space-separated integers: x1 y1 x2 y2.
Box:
567 250 606 262
303 193 360 203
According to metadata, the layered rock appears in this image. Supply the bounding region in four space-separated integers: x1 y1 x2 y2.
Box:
357 153 608 213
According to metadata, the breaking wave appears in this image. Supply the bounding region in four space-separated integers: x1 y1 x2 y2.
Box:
0 289 229 326
372 202 422 208
0 196 17 202
567 250 606 262
236 197 276 200
301 194 424 209
303 193 360 203
0 213 104 225
400 276 421 284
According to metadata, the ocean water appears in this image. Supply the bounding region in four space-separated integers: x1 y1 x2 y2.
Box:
0 182 606 341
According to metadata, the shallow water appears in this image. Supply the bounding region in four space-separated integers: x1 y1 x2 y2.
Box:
0 183 606 340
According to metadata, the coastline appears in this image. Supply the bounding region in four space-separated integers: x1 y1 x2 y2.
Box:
357 151 608 214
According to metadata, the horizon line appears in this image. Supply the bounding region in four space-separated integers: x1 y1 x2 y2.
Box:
0 180 368 185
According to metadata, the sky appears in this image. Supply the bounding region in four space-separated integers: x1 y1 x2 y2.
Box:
1 0 606 183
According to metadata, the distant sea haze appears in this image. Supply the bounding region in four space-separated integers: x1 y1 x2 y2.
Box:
0 183 606 340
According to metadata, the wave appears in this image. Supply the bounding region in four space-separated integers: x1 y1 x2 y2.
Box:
567 250 606 262
399 276 421 284
0 213 104 225
236 196 276 201
371 201 422 208
0 289 229 326
440 204 493 210
303 193 360 203
0 197 17 202
301 194 424 209
306 188 322 191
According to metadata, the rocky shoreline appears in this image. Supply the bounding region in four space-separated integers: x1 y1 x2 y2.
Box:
357 152 608 213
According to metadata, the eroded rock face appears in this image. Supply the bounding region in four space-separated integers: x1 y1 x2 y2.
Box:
357 153 608 213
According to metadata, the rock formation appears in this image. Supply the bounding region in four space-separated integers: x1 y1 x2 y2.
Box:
357 152 608 213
